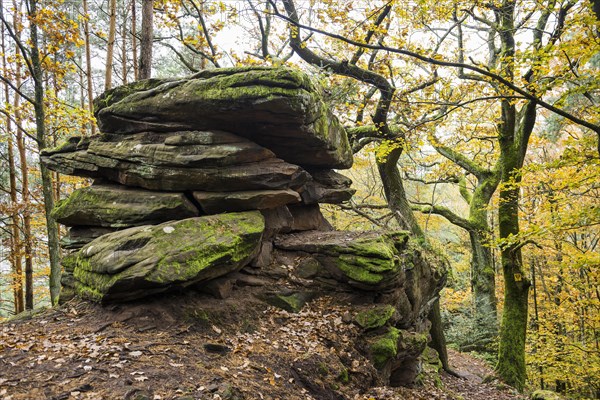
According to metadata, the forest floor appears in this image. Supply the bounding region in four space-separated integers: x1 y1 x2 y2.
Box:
0 291 525 400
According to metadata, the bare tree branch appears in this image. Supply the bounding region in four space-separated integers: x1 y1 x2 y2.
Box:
411 201 473 231
269 1 600 137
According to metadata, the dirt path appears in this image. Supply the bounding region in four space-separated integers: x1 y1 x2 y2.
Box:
441 350 525 400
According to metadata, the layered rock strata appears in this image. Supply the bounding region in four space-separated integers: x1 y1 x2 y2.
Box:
42 66 445 388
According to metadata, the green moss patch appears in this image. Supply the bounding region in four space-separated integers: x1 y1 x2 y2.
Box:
369 327 401 369
355 305 396 330
66 212 264 302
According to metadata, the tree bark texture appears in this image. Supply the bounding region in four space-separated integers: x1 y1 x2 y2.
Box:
377 148 425 238
2 10 24 314
121 5 127 85
131 0 138 80
28 0 62 304
139 0 153 79
428 298 449 370
14 58 34 310
467 176 499 347
83 0 95 135
104 0 117 90
5 99 24 314
496 183 530 390
469 231 497 340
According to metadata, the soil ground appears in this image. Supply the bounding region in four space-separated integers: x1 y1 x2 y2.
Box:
0 291 525 400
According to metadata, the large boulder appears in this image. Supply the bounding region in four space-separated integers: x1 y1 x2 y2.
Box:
93 67 353 169
39 66 446 390
52 182 199 228
60 212 264 303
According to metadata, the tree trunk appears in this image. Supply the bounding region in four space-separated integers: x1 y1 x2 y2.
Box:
467 174 499 344
82 0 95 135
131 0 138 80
9 9 34 309
496 184 530 390
5 97 24 315
376 147 450 369
139 0 153 79
469 229 498 346
28 0 62 305
495 98 534 390
376 147 425 237
104 0 117 90
121 3 128 85
14 59 34 310
428 298 449 370
2 8 24 314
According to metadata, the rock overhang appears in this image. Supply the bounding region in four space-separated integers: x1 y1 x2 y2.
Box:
93 67 353 169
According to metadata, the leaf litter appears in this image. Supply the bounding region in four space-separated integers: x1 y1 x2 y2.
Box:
0 290 524 399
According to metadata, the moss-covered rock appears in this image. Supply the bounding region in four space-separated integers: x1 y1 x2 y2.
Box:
369 327 401 369
274 230 409 290
368 328 429 374
52 182 199 228
41 131 309 192
301 169 355 204
63 212 265 302
193 189 301 214
93 67 352 169
415 346 443 387
355 304 396 330
263 292 315 313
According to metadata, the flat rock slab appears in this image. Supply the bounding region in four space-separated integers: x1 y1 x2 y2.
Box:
61 212 264 303
93 67 353 169
274 230 410 290
52 183 199 228
193 189 301 214
41 134 308 192
301 169 355 204
60 226 117 250
88 130 275 167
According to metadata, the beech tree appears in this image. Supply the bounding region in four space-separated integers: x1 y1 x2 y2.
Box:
105 0 118 89
270 0 600 389
273 0 459 374
139 0 153 79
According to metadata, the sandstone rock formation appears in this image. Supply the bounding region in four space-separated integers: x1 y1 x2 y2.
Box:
61 212 264 303
42 66 445 387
